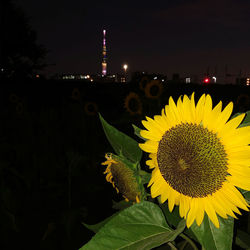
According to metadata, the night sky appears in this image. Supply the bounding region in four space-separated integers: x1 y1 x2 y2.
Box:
15 0 250 78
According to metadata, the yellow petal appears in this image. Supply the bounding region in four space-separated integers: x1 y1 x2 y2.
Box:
142 116 166 134
179 195 191 219
195 94 206 124
206 101 222 132
219 113 245 137
209 195 228 219
159 190 168 203
215 102 233 130
177 96 185 121
215 188 241 216
139 140 158 153
204 200 220 228
168 188 176 212
224 126 250 147
167 96 181 123
145 159 155 169
195 199 205 226
151 182 163 198
140 129 162 141
202 94 213 128
227 176 250 199
186 198 198 228
182 95 193 122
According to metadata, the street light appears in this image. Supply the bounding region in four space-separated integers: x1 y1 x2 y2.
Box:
123 64 128 82
123 64 128 72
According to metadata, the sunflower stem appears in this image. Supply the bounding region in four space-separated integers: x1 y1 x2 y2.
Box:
179 240 188 250
180 233 199 250
167 242 178 250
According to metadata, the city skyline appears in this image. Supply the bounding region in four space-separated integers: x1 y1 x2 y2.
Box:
15 0 250 77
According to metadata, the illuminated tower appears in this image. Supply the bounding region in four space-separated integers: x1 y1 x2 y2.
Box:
102 29 107 76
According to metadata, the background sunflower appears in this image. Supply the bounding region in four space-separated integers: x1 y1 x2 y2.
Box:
84 101 98 116
144 80 163 99
71 87 81 101
124 92 143 116
139 76 150 91
9 93 19 103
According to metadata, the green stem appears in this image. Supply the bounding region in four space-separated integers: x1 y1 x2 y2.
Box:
167 242 178 250
180 233 199 250
179 240 188 250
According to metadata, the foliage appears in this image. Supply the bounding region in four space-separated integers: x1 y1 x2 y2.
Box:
81 201 186 250
80 112 250 250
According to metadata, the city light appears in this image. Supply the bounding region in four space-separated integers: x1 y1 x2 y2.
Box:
123 64 128 72
203 77 210 84
247 78 250 86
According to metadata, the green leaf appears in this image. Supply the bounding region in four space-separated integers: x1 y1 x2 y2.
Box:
190 214 234 250
235 229 250 250
159 202 197 242
132 124 145 140
240 122 250 128
112 200 133 210
82 212 119 233
159 202 182 228
231 112 242 119
232 111 250 127
80 201 186 250
99 114 142 163
139 170 151 184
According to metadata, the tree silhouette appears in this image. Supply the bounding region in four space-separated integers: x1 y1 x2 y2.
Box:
0 0 47 79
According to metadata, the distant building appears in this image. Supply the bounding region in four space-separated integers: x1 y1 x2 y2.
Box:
236 77 250 86
131 71 167 83
54 73 132 83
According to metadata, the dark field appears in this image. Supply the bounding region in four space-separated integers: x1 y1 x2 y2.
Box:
0 80 250 249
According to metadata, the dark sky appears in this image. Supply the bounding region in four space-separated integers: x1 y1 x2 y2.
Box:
15 0 250 77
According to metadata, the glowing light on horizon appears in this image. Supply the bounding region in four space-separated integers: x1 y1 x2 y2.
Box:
123 64 128 71
204 77 210 84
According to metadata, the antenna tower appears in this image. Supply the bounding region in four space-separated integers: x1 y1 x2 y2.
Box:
102 29 107 76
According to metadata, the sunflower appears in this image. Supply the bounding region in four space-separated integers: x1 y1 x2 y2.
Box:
84 101 98 116
71 87 81 101
139 76 150 91
102 153 143 203
16 102 24 115
144 80 163 99
139 93 250 228
9 93 19 103
124 92 143 116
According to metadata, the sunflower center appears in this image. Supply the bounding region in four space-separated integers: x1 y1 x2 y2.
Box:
157 123 228 198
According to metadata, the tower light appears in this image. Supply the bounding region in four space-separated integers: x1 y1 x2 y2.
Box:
102 29 107 76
